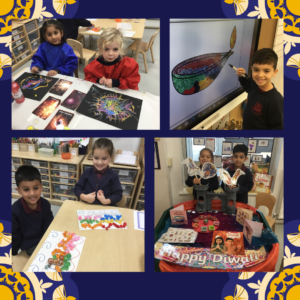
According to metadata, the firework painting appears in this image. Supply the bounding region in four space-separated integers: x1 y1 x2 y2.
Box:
61 90 86 111
76 85 143 130
49 79 73 96
44 109 74 130
172 26 236 95
14 72 59 101
32 96 61 120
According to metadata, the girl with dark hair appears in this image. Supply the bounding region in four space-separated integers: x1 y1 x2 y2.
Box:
211 236 226 254
31 20 78 77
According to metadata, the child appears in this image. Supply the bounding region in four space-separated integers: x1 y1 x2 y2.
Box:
185 148 219 200
57 19 95 40
74 138 123 205
12 166 54 256
31 20 78 77
236 48 283 129
211 236 226 254
84 28 140 90
221 144 254 204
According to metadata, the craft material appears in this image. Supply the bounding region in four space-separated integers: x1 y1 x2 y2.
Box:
219 168 245 186
158 228 197 244
211 231 245 255
181 159 217 180
12 80 25 103
77 210 127 230
170 205 188 225
134 211 144 231
27 230 85 272
114 154 136 165
32 96 61 120
76 85 143 130
236 207 253 226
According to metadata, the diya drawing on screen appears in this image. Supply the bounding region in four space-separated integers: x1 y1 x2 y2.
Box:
155 138 283 272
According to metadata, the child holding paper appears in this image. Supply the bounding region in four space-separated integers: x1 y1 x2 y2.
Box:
12 166 54 256
185 148 219 200
84 28 140 90
74 138 123 206
221 144 254 204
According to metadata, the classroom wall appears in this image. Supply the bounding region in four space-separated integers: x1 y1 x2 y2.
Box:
92 138 141 152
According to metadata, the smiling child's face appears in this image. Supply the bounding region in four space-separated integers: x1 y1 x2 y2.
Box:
199 150 212 167
251 63 278 91
232 152 247 169
16 179 42 209
93 148 111 171
216 238 222 245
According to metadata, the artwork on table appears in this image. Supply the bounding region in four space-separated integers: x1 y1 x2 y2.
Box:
243 219 263 245
211 231 245 255
258 139 269 147
61 90 87 111
77 209 127 230
170 205 187 225
171 26 236 95
236 207 253 226
213 155 222 168
155 141 160 169
49 79 73 96
14 72 59 101
158 228 197 243
192 215 220 233
27 230 85 272
205 138 215 152
222 155 233 169
222 141 232 155
76 85 143 130
251 163 269 175
252 173 273 194
193 138 205 145
233 142 244 149
252 154 263 162
44 109 74 130
32 96 61 120
248 139 257 153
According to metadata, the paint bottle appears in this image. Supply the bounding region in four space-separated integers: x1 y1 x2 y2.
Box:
12 79 25 104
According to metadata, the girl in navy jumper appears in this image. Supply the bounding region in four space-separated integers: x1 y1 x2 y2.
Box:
31 20 78 77
74 138 123 205
185 148 219 200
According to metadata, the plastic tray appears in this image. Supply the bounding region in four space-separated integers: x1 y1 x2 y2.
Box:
42 181 49 187
53 195 77 201
121 184 134 196
16 51 29 62
51 176 76 184
141 188 145 194
12 36 26 48
24 159 48 168
136 201 145 211
51 170 76 178
25 21 36 33
12 31 24 42
31 39 40 51
12 164 20 171
41 193 50 198
41 175 49 181
12 158 21 164
37 168 48 175
38 148 54 158
51 163 76 171
111 168 137 183
28 30 38 42
139 194 145 200
42 188 50 194
52 183 75 196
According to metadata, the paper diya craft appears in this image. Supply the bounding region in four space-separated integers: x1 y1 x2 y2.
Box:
77 209 127 230
27 230 85 272
181 159 217 179
171 26 236 95
219 168 245 186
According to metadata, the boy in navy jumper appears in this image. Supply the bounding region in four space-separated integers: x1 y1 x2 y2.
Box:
221 144 254 204
74 138 123 205
236 48 283 130
12 166 54 256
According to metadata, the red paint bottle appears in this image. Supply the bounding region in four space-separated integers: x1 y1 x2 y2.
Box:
12 79 25 104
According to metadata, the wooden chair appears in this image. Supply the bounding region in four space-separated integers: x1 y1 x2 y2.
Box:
77 34 86 48
116 194 128 208
127 29 160 73
12 250 29 272
255 193 276 232
67 39 97 69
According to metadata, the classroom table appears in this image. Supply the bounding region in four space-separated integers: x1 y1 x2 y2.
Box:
23 200 145 272
12 67 160 129
79 19 146 61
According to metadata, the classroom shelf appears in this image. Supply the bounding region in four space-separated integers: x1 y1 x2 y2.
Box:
132 157 145 210
81 154 141 209
12 151 84 206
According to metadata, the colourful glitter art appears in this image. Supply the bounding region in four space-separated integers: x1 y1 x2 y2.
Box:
61 90 87 111
76 84 143 130
154 242 267 270
172 26 236 95
14 72 59 101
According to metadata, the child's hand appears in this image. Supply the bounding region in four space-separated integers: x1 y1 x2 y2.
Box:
99 77 106 84
104 79 112 88
31 66 39 74
47 70 58 76
81 192 96 203
97 190 111 205
236 68 245 77
193 178 201 185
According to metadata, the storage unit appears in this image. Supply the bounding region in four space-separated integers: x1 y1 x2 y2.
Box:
12 19 41 72
132 158 145 210
81 156 141 208
12 151 84 205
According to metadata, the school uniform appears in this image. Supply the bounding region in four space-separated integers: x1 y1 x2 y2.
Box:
84 56 140 90
31 41 78 76
221 164 254 204
74 166 123 205
185 173 219 200
12 197 54 256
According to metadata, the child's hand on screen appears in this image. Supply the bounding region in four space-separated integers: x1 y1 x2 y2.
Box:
31 66 39 73
236 68 245 77
81 192 96 203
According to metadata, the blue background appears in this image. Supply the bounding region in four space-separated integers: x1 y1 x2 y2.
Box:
2 0 293 298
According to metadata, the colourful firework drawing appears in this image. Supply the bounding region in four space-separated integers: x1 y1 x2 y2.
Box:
76 85 143 130
172 26 236 95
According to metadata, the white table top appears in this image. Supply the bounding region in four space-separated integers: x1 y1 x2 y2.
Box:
12 68 160 130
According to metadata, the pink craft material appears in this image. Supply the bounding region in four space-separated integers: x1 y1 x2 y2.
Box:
78 216 82 220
